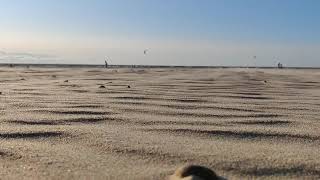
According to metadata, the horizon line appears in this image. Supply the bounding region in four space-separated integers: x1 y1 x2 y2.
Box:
0 63 319 69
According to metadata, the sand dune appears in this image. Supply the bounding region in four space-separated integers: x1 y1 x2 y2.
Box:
0 67 319 179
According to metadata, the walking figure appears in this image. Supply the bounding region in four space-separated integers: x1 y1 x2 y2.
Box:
105 60 108 68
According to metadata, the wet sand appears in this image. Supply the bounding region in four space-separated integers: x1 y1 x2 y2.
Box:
0 67 319 179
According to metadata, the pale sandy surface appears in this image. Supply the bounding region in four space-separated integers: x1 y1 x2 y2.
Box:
0 67 319 179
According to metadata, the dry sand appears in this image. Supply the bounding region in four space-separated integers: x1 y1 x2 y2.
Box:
0 67 319 179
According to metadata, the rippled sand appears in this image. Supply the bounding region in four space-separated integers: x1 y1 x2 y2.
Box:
0 67 319 179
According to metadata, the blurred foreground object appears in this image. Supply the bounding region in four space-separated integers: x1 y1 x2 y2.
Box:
169 164 226 180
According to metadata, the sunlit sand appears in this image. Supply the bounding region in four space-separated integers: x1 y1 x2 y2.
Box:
0 67 319 179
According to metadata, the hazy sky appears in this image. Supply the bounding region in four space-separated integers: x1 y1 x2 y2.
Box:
0 0 319 66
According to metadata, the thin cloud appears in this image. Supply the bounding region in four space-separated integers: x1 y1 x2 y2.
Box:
0 50 59 63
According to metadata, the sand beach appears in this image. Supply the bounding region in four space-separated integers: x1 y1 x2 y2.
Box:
0 67 319 179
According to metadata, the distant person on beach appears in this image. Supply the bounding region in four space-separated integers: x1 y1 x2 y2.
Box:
105 60 108 68
278 62 283 69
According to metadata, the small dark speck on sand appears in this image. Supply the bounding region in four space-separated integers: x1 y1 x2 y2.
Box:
99 85 106 89
64 80 69 82
264 80 268 83
127 85 131 88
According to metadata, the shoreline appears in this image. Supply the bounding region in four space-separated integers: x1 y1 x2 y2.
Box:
0 63 319 69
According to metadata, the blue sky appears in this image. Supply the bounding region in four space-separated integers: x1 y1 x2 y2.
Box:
0 0 319 66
